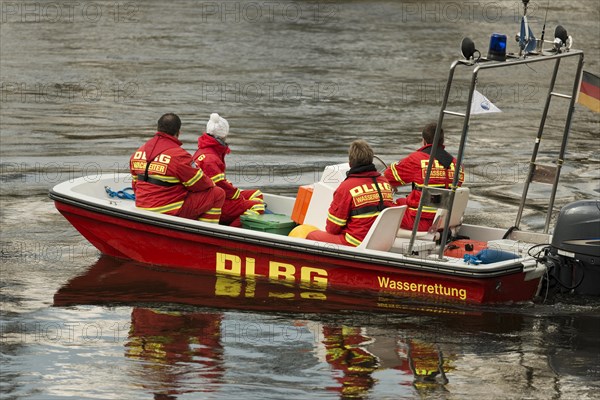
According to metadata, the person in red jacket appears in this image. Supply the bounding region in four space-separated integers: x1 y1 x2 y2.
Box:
130 113 225 223
192 113 265 227
307 140 395 247
384 122 464 232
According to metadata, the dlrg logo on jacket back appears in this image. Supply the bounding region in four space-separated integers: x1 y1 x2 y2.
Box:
419 160 464 180
131 151 172 175
349 182 393 207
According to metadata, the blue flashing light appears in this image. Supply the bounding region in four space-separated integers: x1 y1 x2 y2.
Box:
488 33 507 61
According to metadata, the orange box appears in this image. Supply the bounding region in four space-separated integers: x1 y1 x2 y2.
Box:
291 185 314 224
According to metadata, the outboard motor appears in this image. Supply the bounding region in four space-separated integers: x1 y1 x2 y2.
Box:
544 200 600 296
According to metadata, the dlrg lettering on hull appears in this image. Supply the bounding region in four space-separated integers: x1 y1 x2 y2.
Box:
216 252 328 288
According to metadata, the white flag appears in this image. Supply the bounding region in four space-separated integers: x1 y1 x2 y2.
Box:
470 90 502 115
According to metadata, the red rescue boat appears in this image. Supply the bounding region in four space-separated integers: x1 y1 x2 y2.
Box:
51 47 599 305
50 170 546 305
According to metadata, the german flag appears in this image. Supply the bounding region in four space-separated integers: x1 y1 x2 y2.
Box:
578 71 600 113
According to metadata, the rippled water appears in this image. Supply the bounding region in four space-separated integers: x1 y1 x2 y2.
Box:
1 1 599 399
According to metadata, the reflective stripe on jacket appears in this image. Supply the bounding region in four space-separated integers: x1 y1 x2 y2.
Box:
326 170 395 246
129 132 215 215
384 144 464 222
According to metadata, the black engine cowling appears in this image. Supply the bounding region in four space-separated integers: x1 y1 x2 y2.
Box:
547 200 600 296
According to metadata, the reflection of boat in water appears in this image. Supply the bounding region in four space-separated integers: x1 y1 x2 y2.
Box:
54 255 469 397
53 255 480 316
55 256 544 331
54 256 599 398
126 308 225 398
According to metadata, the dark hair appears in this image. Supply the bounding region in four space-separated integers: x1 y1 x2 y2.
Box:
157 113 181 136
421 122 444 145
348 139 374 168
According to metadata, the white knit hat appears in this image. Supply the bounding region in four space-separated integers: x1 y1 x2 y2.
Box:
206 113 229 139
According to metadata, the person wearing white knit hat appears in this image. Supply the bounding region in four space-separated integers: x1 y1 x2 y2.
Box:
205 112 230 141
192 113 265 227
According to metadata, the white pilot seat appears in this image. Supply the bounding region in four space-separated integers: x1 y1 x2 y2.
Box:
396 187 470 241
303 163 351 230
357 206 407 251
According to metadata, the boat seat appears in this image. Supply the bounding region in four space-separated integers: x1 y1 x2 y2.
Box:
396 187 470 240
358 206 407 251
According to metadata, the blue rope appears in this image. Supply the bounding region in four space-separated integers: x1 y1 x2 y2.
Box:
105 186 135 200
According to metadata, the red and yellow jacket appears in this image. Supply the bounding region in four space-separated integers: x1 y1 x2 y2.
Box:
192 134 264 223
130 132 215 215
192 133 263 200
384 144 464 222
327 166 395 246
192 134 241 199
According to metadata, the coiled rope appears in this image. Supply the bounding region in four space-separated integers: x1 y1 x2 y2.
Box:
105 186 135 200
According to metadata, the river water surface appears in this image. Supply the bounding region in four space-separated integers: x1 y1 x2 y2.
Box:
1 1 599 399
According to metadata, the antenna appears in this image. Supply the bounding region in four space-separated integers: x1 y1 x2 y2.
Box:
539 0 550 52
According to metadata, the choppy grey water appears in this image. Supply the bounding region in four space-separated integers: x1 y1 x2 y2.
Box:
1 1 599 399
